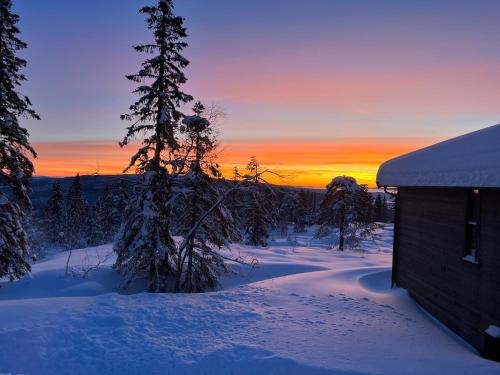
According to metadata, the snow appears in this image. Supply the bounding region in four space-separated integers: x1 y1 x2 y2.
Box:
463 255 478 264
377 124 500 188
485 325 500 339
0 194 8 205
0 225 499 375
327 176 361 192
182 115 209 128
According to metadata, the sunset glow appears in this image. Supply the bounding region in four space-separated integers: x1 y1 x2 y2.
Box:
33 137 437 187
14 0 500 188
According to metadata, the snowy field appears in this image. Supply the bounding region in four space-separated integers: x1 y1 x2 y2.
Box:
1 225 499 375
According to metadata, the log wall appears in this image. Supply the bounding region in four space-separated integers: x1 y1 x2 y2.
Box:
396 188 500 354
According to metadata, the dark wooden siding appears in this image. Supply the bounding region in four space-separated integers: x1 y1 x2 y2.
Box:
396 188 500 353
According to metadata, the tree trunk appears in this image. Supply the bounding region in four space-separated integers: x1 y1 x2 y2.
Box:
339 209 345 251
185 236 194 292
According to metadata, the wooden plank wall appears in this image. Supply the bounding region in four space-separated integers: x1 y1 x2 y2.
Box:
396 188 500 353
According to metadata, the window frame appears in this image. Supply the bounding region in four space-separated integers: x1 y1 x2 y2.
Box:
464 188 481 264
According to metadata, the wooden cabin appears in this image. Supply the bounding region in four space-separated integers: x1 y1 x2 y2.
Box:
376 124 500 361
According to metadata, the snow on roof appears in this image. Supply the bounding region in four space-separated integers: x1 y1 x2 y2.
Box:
377 124 500 188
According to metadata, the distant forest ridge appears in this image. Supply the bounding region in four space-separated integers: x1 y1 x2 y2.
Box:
27 175 384 212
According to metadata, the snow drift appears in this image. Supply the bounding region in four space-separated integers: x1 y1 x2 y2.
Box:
0 225 499 375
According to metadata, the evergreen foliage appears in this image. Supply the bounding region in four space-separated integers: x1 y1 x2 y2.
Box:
89 181 129 245
43 182 64 244
114 0 193 292
242 157 274 247
294 189 316 232
316 176 375 251
172 102 240 292
63 174 89 249
373 194 386 222
0 0 38 281
277 191 298 237
0 195 30 280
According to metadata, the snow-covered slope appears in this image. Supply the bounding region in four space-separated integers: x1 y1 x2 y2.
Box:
0 225 499 375
377 124 500 188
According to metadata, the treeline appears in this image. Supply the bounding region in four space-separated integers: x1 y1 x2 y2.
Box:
32 175 129 251
31 171 392 254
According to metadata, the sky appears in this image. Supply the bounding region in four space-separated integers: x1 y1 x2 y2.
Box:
13 0 500 187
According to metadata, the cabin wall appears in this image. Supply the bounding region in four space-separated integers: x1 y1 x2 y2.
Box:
396 188 500 353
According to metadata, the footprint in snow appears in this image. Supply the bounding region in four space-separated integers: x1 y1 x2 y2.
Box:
378 304 395 310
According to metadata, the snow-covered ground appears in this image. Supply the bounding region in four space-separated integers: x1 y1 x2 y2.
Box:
1 225 499 375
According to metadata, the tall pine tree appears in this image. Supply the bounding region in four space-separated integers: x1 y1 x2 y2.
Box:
114 0 193 292
0 0 39 281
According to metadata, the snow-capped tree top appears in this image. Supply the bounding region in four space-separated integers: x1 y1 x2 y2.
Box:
182 115 209 130
327 176 362 193
377 123 500 188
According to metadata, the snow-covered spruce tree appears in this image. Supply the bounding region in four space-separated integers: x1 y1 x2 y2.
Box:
372 194 383 222
316 176 375 251
114 0 193 292
91 180 130 245
242 157 275 247
106 179 129 231
43 181 64 244
294 189 316 233
277 191 298 237
383 195 395 222
171 102 240 292
0 0 39 281
63 174 89 249
87 189 111 246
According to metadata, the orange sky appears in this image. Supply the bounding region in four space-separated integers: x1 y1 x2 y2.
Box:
16 2 500 189
33 137 438 188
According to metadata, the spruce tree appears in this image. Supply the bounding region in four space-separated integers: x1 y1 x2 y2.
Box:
242 157 274 247
316 176 375 251
94 180 130 244
107 179 129 232
87 190 110 246
88 180 129 246
172 102 240 292
63 174 89 249
278 191 298 237
0 0 39 281
294 190 307 233
43 182 64 244
382 195 390 222
114 0 193 292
